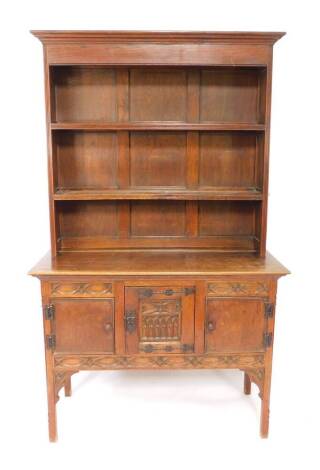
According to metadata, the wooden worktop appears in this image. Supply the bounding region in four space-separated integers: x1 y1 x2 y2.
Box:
29 251 289 277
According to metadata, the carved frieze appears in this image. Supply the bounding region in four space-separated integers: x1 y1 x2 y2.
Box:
207 281 269 297
54 353 265 371
50 282 113 297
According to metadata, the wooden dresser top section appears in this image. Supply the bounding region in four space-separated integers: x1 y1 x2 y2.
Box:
31 31 285 44
30 251 289 278
31 30 285 65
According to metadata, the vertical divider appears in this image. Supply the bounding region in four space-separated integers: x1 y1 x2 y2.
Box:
254 134 259 190
186 201 199 238
118 200 131 239
255 133 264 252
116 69 130 239
116 69 129 121
186 131 199 189
117 131 130 188
194 281 206 354
187 69 200 123
186 131 200 237
260 60 272 256
44 60 58 256
117 132 130 238
114 281 126 354
186 70 200 238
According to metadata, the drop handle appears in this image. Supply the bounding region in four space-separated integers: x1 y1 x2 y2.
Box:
207 320 215 332
104 322 113 333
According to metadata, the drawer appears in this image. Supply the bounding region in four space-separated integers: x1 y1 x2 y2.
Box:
50 282 113 297
207 281 270 297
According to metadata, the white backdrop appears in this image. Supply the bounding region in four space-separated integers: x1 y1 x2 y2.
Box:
0 1 318 468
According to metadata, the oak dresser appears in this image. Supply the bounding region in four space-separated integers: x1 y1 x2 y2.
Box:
29 30 289 441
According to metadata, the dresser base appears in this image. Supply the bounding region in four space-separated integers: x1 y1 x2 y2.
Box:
30 251 288 441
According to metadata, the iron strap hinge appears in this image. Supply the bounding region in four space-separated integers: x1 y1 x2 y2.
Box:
124 310 137 333
264 303 274 319
184 287 195 296
142 343 194 353
181 343 194 352
139 287 195 298
46 335 56 350
44 304 55 320
263 332 273 348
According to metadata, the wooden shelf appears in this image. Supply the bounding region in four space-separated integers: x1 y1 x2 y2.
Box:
53 189 263 201
51 122 265 131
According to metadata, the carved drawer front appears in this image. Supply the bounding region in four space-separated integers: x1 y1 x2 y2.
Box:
124 286 195 354
50 282 113 297
207 281 270 297
205 299 268 353
51 299 114 353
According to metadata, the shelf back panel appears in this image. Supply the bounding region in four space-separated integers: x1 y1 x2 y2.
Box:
51 66 266 125
56 200 260 252
52 67 117 122
53 130 263 193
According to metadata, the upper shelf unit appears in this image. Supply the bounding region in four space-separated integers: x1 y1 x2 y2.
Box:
32 30 285 256
50 66 267 127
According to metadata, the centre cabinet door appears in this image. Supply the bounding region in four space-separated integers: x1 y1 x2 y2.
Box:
52 299 114 353
124 286 195 354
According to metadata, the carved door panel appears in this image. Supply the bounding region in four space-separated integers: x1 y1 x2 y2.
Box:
52 299 114 353
205 299 267 353
125 286 195 354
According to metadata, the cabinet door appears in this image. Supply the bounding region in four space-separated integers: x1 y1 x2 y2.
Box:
53 299 114 353
205 299 267 353
125 286 195 354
